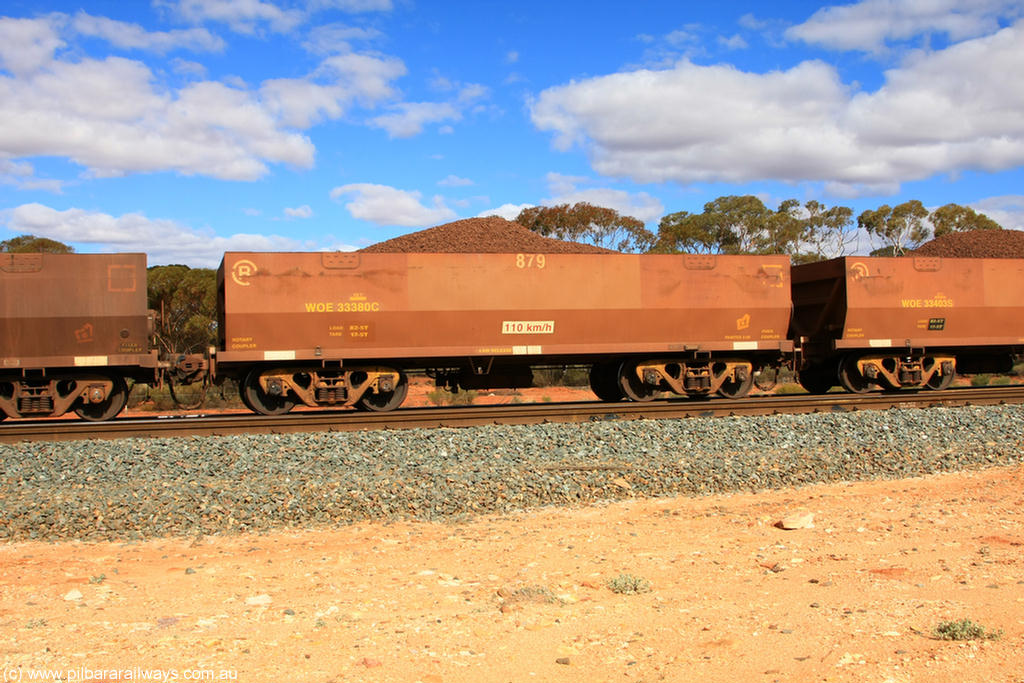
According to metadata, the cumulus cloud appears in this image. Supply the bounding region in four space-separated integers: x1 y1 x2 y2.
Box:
530 21 1024 195
1 203 301 267
368 102 460 138
367 77 486 138
0 16 408 181
303 23 382 55
437 174 473 187
0 16 65 75
0 157 63 192
971 195 1024 231
477 203 533 221
284 204 313 218
159 0 392 36
308 0 394 12
542 173 664 223
330 183 457 227
787 0 1021 53
156 0 305 35
72 11 225 53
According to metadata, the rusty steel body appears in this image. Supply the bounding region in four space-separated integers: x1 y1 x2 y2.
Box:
791 256 1024 391
0 253 157 419
216 252 793 407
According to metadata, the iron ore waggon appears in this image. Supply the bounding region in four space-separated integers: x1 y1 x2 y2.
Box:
791 256 1024 393
5 249 1023 423
216 251 794 414
0 253 158 421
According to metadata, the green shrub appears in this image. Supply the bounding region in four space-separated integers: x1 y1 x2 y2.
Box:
932 619 1002 641
426 388 478 406
533 366 590 387
970 374 992 387
775 383 808 395
990 375 1011 386
606 573 652 595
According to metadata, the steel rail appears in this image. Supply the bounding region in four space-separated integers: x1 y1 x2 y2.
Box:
2 385 1024 444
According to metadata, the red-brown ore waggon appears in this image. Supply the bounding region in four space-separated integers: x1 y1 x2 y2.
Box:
0 253 158 421
792 256 1024 393
216 252 793 414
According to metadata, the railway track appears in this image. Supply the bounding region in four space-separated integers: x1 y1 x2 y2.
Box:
3 385 1024 444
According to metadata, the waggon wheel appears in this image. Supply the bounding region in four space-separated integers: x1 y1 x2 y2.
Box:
838 356 872 394
617 361 656 402
238 378 257 412
74 376 129 422
925 367 955 390
242 369 296 416
355 372 408 412
717 371 754 399
589 361 625 402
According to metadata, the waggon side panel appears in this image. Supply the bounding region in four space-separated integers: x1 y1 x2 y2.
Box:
216 252 793 365
0 253 157 370
793 256 1024 351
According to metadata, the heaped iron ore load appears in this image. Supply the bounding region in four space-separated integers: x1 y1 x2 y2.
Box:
791 256 1024 393
359 217 613 254
912 229 1024 258
0 253 158 421
216 251 793 414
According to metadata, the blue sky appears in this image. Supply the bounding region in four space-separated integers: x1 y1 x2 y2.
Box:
1 0 1023 266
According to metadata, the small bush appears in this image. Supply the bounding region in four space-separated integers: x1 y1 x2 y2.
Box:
990 375 1011 386
606 573 652 595
970 374 992 387
775 383 809 395
426 388 477 406
932 619 1003 641
533 366 590 387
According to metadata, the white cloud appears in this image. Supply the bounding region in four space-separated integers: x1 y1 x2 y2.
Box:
437 174 473 187
72 12 225 53
477 203 532 221
318 52 407 102
330 183 456 226
0 17 65 76
303 23 381 55
367 75 486 138
0 16 409 181
787 0 1021 53
156 0 304 34
368 102 460 138
284 204 313 218
1 203 301 267
971 195 1024 231
543 173 664 223
718 34 748 50
0 19 312 180
530 21 1024 194
171 57 208 78
0 157 63 192
252 52 407 129
308 0 394 12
